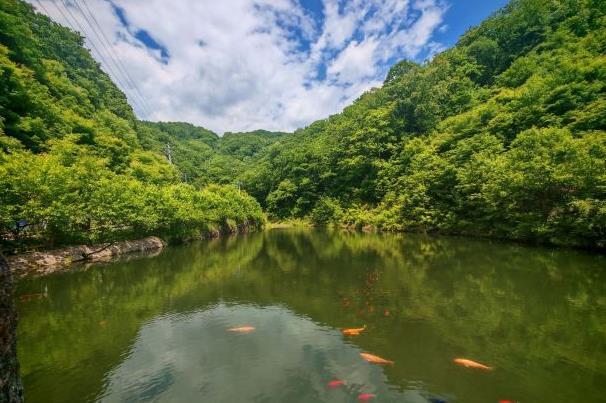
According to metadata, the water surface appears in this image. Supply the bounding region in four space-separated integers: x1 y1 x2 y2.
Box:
17 229 606 402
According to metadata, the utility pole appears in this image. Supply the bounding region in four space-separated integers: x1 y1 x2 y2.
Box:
165 143 173 165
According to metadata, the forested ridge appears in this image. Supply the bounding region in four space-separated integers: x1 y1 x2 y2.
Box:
1 0 605 250
239 0 606 248
137 121 286 186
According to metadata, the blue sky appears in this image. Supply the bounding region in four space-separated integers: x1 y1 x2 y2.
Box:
31 0 510 133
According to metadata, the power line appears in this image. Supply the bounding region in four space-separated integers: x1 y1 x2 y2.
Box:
47 0 77 31
60 0 137 110
53 0 147 116
72 0 153 116
34 0 52 17
38 0 152 118
74 0 152 116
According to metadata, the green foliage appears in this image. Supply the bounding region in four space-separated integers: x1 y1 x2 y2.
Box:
0 137 264 248
136 122 286 186
239 0 606 248
310 197 343 225
0 0 264 250
1 0 605 249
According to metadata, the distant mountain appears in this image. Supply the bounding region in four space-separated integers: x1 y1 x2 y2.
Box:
138 121 289 186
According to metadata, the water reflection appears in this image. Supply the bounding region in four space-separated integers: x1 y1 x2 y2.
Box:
16 229 606 402
98 304 416 402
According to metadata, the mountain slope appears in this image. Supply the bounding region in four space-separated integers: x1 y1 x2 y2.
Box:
240 0 606 247
0 0 264 251
137 121 288 186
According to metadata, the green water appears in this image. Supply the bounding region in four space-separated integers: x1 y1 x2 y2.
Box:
16 229 606 402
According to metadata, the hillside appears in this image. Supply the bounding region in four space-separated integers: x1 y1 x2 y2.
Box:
0 0 264 252
137 122 287 186
238 0 606 248
1 0 604 250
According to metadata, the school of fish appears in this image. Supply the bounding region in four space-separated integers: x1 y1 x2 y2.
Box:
224 281 505 403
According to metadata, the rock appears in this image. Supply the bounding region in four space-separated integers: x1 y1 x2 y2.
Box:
7 236 166 276
0 254 24 402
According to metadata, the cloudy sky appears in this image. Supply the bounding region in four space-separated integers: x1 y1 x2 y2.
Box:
29 0 508 134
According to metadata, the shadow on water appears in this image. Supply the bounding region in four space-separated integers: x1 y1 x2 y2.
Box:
16 228 606 402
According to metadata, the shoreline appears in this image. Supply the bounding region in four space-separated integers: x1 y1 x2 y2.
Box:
6 221 263 277
6 236 167 277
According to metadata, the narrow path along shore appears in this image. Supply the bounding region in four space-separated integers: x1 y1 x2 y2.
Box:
7 237 166 277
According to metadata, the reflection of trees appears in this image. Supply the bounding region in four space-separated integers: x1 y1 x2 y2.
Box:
17 229 606 402
16 234 264 403
246 230 606 401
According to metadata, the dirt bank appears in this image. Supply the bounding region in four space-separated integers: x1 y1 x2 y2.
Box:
7 236 166 277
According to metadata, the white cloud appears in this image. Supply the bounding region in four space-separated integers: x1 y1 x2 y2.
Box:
29 0 447 133
327 38 379 84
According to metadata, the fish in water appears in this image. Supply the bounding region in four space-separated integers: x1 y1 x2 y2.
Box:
327 380 345 388
342 325 366 336
227 326 255 333
453 358 492 371
358 393 376 401
360 352 394 365
19 293 45 302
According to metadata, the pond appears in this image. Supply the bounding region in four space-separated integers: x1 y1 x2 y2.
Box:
16 229 606 402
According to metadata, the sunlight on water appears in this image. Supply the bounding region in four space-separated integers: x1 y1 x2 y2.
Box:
16 229 606 402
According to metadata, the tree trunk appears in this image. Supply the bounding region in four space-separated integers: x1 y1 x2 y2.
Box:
0 255 23 403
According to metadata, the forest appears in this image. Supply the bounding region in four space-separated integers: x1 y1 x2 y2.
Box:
1 0 605 250
0 0 265 251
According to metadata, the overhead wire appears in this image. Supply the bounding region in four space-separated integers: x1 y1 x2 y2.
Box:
51 0 148 117
60 0 139 111
72 0 153 117
34 0 52 17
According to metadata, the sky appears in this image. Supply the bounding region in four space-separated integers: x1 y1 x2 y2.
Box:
29 0 509 134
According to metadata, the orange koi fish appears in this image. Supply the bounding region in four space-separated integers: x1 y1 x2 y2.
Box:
227 326 255 333
342 325 366 336
327 380 345 388
358 393 376 401
19 293 45 302
453 358 492 371
360 352 394 365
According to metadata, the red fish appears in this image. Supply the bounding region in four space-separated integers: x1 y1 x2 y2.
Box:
227 326 255 333
360 352 394 365
19 293 45 302
358 393 376 401
342 325 366 336
453 358 492 371
327 380 345 388
499 400 516 403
